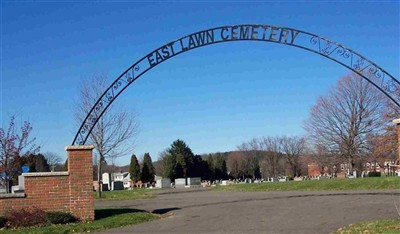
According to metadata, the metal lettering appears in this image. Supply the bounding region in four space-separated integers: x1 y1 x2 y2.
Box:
290 30 300 44
240 26 250 39
251 26 259 39
188 35 196 48
155 51 163 64
147 53 156 67
179 38 188 51
261 25 270 40
194 32 205 45
147 45 173 67
279 29 290 43
161 46 171 58
206 30 214 43
231 26 239 40
269 27 279 41
169 43 175 55
221 27 229 40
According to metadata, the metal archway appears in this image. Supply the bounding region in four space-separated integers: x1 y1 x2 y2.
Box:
72 24 400 145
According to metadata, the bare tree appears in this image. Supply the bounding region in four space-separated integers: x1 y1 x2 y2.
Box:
309 144 341 176
366 84 400 166
44 152 62 172
0 116 39 193
281 136 306 177
259 136 283 178
305 73 386 174
75 75 137 197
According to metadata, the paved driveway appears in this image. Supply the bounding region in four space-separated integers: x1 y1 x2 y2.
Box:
96 189 400 233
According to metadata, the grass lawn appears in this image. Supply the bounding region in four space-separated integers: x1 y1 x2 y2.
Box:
213 177 400 192
0 208 160 234
334 219 400 234
95 188 155 201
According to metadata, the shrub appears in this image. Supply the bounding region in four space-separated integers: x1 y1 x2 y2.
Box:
7 207 46 228
45 211 77 224
368 171 381 177
0 216 7 228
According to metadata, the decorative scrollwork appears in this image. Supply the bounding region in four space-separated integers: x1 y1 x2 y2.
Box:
368 66 383 80
336 47 351 59
105 91 114 102
321 42 334 55
113 80 122 90
353 58 365 71
310 36 318 45
125 73 133 83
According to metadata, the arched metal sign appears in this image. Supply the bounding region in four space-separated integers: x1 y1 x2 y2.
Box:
73 24 400 145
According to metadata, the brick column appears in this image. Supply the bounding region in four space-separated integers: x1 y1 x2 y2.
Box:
66 145 95 221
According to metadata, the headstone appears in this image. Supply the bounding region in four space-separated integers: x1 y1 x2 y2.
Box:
187 177 201 186
102 173 111 191
279 177 287 182
221 180 229 186
270 177 279 182
175 178 186 189
156 178 171 188
101 184 109 191
112 181 124 190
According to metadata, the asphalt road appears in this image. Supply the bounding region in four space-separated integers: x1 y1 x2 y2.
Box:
96 188 400 234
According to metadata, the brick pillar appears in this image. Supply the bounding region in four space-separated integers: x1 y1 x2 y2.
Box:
66 145 95 221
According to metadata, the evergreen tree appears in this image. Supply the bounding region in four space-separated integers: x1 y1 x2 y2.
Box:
129 154 141 182
168 139 194 178
206 154 215 181
160 150 176 180
214 153 228 180
174 162 184 179
141 153 155 182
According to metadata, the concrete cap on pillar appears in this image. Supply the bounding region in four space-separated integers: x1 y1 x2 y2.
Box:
65 145 95 151
392 119 400 125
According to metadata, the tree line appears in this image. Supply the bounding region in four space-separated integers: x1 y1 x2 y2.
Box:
1 72 398 193
156 139 228 181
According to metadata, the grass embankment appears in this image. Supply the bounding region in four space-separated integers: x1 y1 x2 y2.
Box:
214 177 400 192
0 190 157 233
1 208 159 234
334 219 400 234
95 189 155 201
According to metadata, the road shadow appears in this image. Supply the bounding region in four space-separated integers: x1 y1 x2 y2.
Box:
95 208 148 220
152 207 181 215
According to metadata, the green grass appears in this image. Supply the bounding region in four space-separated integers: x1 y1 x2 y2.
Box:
0 208 160 234
213 177 400 192
333 219 400 234
95 189 155 201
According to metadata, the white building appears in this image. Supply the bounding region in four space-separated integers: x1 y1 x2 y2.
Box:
102 172 131 190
